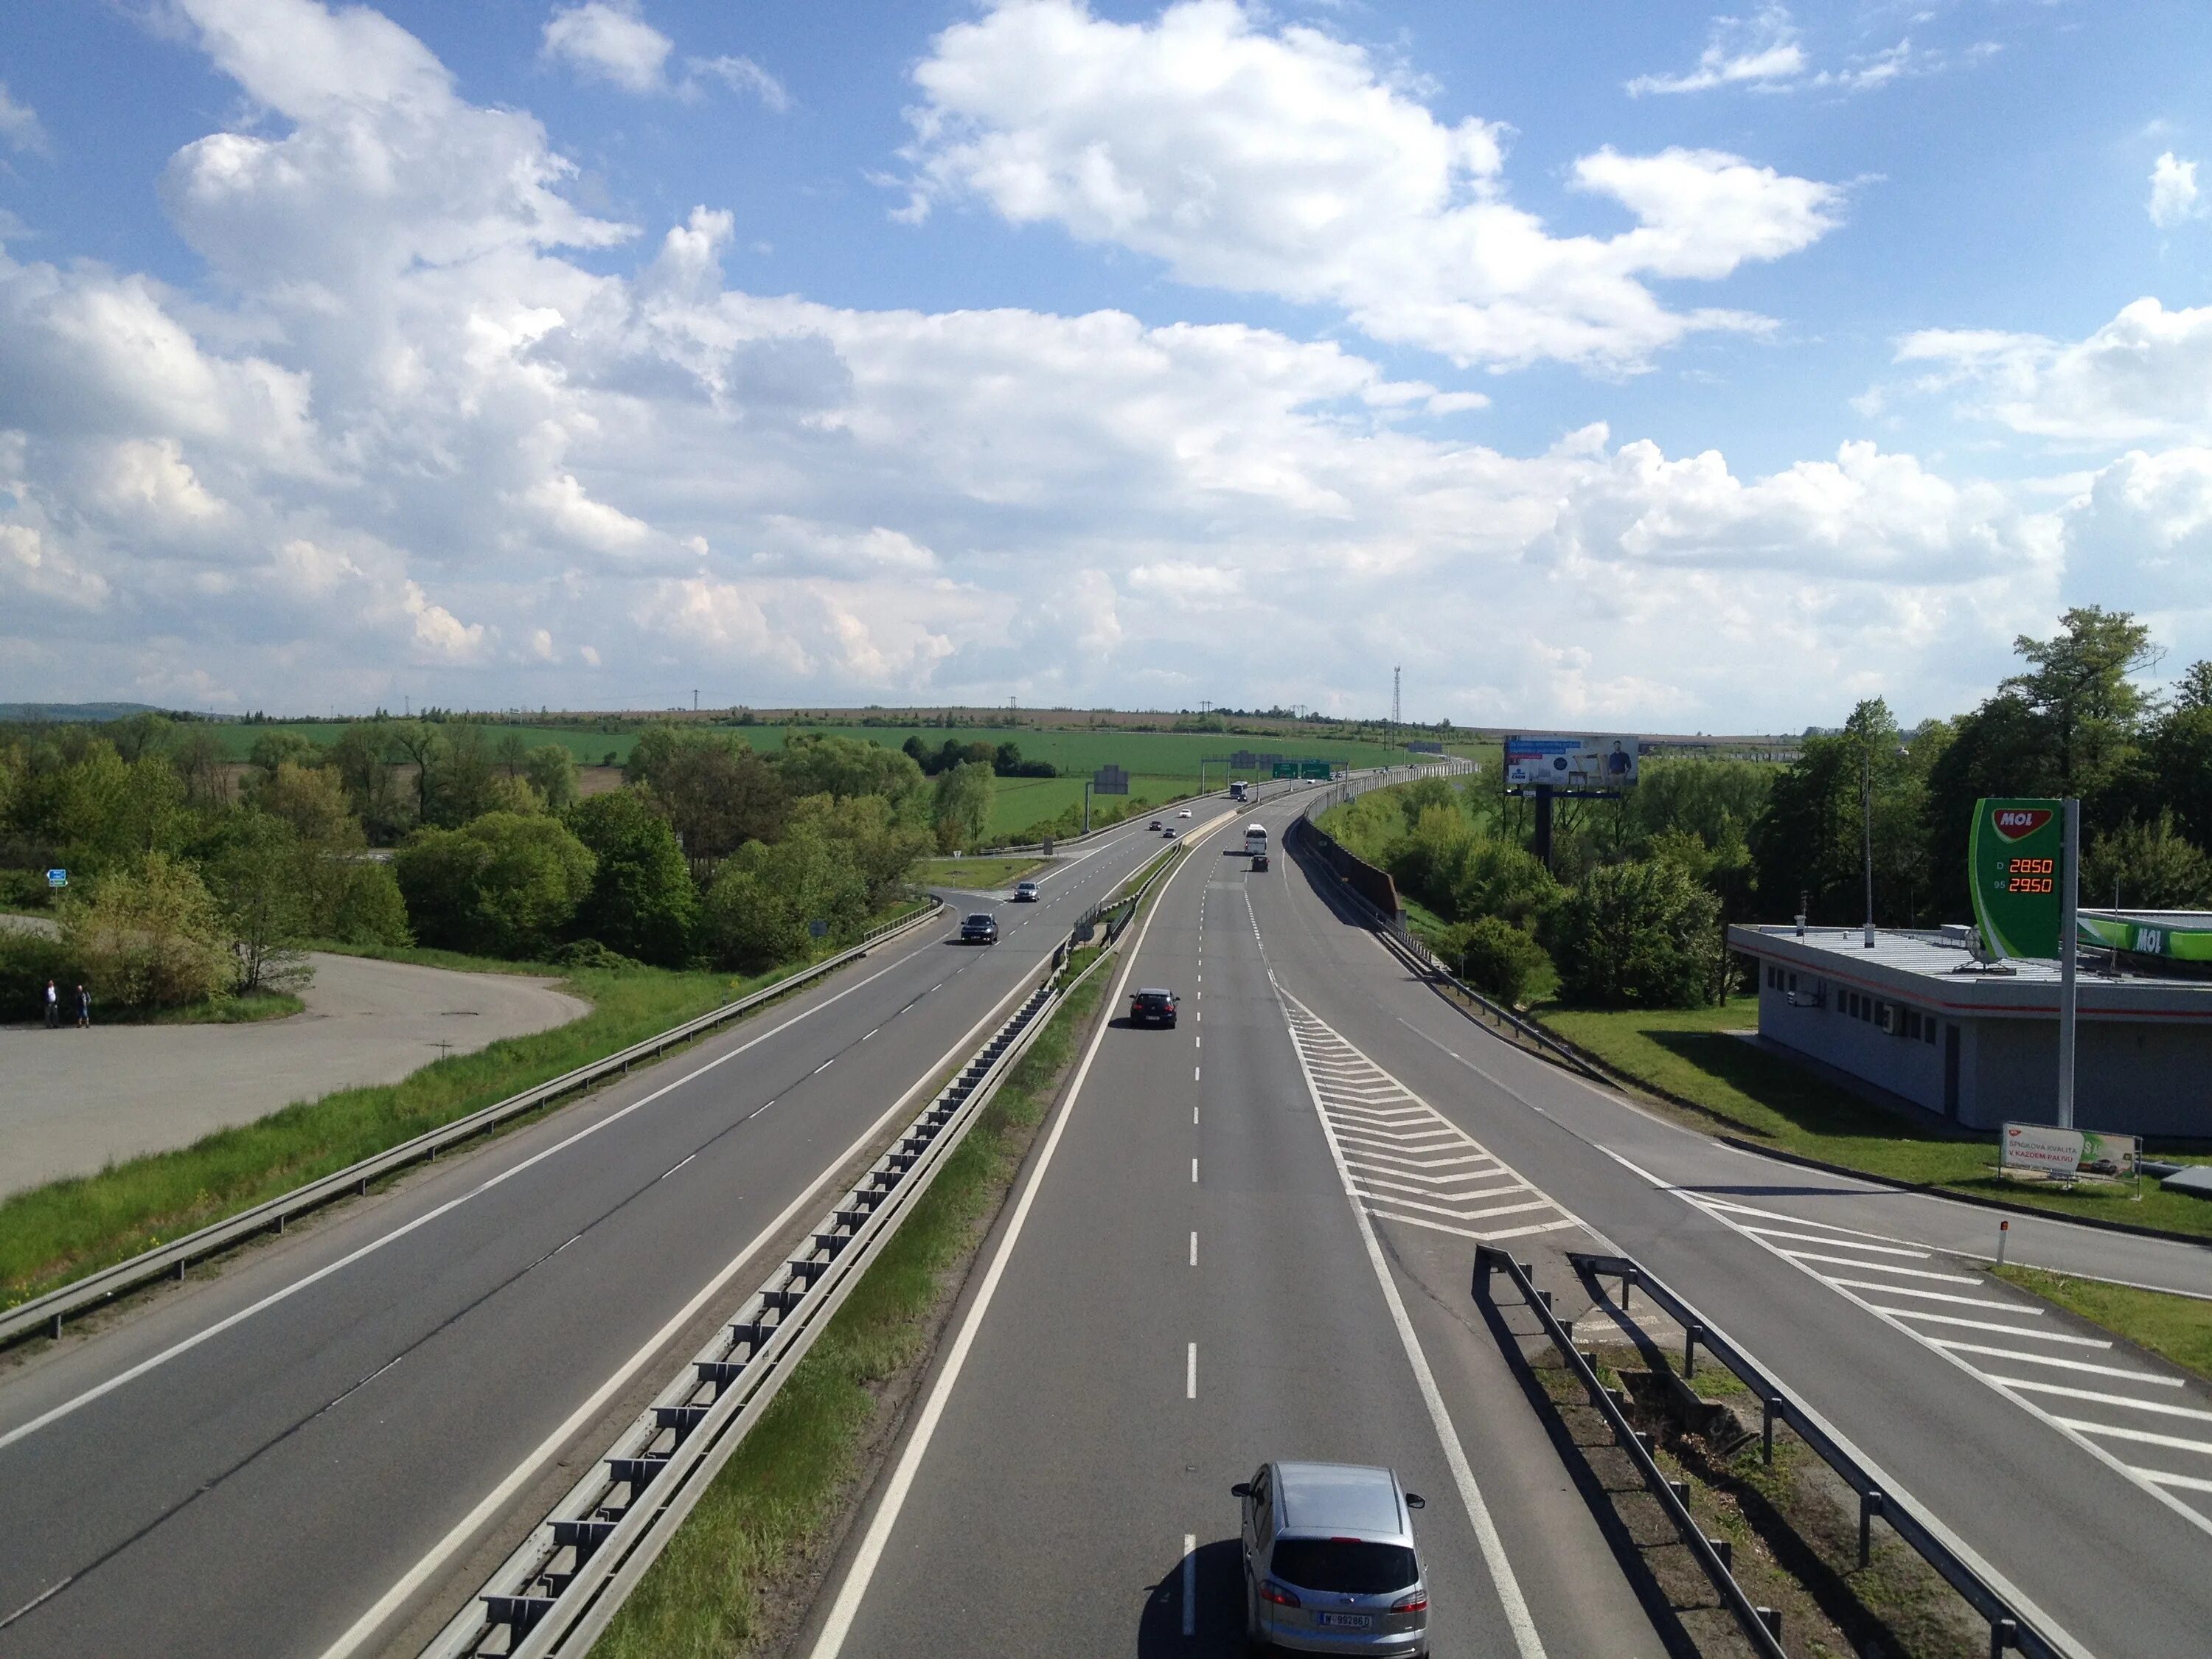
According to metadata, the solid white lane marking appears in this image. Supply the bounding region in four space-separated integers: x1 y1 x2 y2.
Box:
1274 991 1550 1659
1 938 944 1459
807 796 1228 1659
1183 1533 1197 1637
1995 1380 2212 1421
1777 1251 1976 1284
2138 1468 2212 1494
1186 1343 1197 1399
2056 1421 2212 1456
1824 1280 2019 1309
1924 1342 2185 1384
1887 1311 2107 1346
313 960 1049 1659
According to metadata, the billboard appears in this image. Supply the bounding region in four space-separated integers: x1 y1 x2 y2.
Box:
1969 799 2064 960
1092 765 1130 796
1503 734 1638 791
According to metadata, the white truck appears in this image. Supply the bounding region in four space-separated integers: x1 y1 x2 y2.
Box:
1245 824 1269 870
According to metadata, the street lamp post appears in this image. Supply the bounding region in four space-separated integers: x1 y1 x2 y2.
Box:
1861 743 1876 949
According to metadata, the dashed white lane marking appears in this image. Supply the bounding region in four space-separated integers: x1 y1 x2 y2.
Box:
1276 1001 1580 1245
1191 1158 1199 1183
1189 1231 1197 1267
1618 1152 2212 1540
1186 1343 1197 1399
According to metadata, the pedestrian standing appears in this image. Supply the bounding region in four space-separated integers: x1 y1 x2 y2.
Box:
77 984 91 1029
44 978 59 1029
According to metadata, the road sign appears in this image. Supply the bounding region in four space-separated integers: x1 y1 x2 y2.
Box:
45 869 66 888
1970 799 2064 959
1270 762 1298 779
1093 765 1130 796
808 918 829 939
1229 750 1258 769
1299 759 1332 779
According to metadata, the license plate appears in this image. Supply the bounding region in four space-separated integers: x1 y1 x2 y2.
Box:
1315 1612 1374 1630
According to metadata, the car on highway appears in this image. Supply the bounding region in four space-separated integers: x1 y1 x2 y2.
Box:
959 912 999 945
1162 827 1177 838
1012 880 1040 902
1129 987 1178 1027
1150 818 1164 830
1234 1461 1428 1656
1178 807 1192 817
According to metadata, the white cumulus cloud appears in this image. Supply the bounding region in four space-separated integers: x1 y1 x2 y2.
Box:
897 0 1841 373
2149 152 2204 229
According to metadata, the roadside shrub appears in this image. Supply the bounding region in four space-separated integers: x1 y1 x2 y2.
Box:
62 852 232 1009
394 813 596 960
0 929 80 1022
702 826 869 973
1442 917 1552 1009
319 858 414 947
1548 858 1721 1009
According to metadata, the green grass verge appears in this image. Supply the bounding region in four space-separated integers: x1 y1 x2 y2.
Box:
0 939 888 1311
913 855 1049 891
1538 998 2212 1242
141 990 306 1025
1992 1265 2212 1385
589 960 1113 1658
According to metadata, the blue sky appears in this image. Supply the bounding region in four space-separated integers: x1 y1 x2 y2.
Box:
4 1 2212 728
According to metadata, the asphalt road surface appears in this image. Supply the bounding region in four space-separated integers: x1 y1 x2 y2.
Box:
0 795 1236 1659
0 945 587 1196
801 792 1666 1659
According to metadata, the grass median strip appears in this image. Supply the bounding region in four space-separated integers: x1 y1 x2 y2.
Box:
1536 997 2212 1242
0 923 925 1315
588 959 1113 1659
911 855 1048 891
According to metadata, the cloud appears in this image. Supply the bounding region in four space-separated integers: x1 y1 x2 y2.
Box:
1895 298 2212 445
0 0 2079 726
896 0 1841 373
2149 152 2203 229
542 1 788 106
543 1 672 94
0 83 46 156
1627 6 1806 96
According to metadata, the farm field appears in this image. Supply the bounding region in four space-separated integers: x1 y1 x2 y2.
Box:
195 720 1408 776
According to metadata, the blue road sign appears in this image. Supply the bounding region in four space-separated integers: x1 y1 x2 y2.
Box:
45 869 66 888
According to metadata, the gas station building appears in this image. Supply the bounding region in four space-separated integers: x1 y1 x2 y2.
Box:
1728 921 2212 1138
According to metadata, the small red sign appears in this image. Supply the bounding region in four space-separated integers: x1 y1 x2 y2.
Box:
1990 808 2053 841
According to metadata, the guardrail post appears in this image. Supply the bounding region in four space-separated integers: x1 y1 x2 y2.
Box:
1763 1397 1780 1465
1756 1607 1781 1641
1708 1537 1733 1573
1859 1489 1885 1568
1669 1479 1691 1509
1684 1321 1702 1378
1989 1618 2018 1657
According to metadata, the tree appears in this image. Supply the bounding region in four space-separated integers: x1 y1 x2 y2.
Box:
625 726 788 855
931 759 995 851
246 762 358 846
2082 813 2212 910
2000 606 2161 799
394 813 597 959
1443 916 1551 1008
384 720 446 827
776 732 928 801
247 730 318 776
1448 839 1560 931
63 852 232 1008
1548 859 1722 1009
524 745 579 813
325 723 409 843
701 823 871 972
2174 660 2212 713
203 812 314 994
786 791 931 906
172 726 232 813
565 790 698 966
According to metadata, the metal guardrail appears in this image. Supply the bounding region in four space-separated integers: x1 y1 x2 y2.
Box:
429 827 1186 1656
1541 1247 2075 1659
0 898 946 1350
1476 1247 1790 1658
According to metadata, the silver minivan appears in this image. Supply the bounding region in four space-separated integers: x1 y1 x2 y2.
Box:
1234 1461 1428 1656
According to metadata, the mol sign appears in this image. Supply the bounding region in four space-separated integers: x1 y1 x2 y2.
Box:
1969 798 2065 960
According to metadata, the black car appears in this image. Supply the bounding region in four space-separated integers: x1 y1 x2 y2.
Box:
960 912 999 945
1130 987 1178 1027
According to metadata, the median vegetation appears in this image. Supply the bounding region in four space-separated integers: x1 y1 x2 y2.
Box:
590 947 1118 1658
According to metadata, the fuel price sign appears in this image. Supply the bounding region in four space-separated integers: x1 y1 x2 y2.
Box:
1970 799 2065 960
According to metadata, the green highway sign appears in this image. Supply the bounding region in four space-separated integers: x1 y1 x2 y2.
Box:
1271 762 1298 779
1299 759 1333 780
1970 798 2064 960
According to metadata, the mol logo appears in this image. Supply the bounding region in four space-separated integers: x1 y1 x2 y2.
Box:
1990 807 2053 841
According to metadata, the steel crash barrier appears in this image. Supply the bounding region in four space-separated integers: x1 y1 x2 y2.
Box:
423 837 1186 1656
1474 1245 2081 1659
0 898 947 1351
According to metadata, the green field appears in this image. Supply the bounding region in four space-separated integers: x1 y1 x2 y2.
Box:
195 720 1408 776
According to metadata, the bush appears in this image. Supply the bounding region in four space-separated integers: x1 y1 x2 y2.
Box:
62 852 233 1009
1548 858 1721 1009
1443 917 1551 1009
320 858 414 946
394 813 597 959
565 790 698 967
701 826 870 973
0 929 80 1023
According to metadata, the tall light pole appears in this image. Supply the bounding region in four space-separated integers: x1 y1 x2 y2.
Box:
1861 740 1877 948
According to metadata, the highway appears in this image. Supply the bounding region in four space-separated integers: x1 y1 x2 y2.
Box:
804 783 2212 1659
0 800 1198 1659
801 793 1665 1658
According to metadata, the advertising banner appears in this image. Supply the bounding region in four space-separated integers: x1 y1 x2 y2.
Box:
2076 913 2212 962
2001 1121 2084 1177
2078 1130 2140 1178
1503 734 1638 790
1969 799 2065 960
